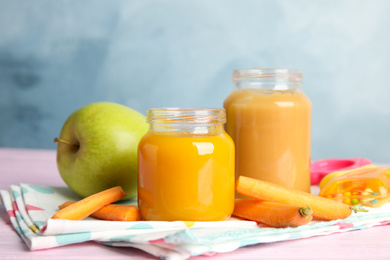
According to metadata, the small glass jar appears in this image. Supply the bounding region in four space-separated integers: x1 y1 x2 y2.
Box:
224 69 312 193
137 108 235 221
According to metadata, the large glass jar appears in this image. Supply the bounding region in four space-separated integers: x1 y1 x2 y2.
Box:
224 69 312 193
137 108 235 221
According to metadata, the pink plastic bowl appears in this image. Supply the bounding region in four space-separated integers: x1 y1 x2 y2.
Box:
310 158 372 185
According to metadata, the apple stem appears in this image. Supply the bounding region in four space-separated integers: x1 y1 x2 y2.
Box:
54 137 80 148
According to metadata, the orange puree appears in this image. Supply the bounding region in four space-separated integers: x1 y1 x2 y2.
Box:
224 88 312 193
138 132 235 221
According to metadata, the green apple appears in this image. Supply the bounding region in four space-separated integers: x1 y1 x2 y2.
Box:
54 102 148 200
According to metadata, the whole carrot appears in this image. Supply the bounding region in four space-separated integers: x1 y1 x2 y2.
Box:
59 201 142 221
233 199 313 228
52 186 126 220
236 176 352 221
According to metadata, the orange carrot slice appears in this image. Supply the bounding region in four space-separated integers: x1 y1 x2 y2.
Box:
236 176 352 220
233 199 313 228
52 186 126 220
59 201 141 221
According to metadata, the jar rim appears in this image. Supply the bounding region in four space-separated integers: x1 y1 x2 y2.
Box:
146 107 226 125
232 68 302 83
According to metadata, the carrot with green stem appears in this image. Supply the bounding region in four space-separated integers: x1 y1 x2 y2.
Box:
52 186 126 220
233 199 313 228
59 201 141 221
236 176 355 220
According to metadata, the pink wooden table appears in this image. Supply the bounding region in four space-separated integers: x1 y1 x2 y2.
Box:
1 148 390 259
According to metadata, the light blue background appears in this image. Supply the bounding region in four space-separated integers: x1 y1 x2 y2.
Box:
1 0 389 163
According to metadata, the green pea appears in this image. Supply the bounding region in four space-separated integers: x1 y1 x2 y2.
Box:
351 199 359 205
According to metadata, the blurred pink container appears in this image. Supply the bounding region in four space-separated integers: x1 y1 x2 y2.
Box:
311 158 372 185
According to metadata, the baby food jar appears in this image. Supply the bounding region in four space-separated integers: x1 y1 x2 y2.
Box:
224 69 312 193
137 108 235 221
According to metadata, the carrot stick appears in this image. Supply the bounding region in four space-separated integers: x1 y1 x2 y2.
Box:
236 176 352 220
233 199 313 228
52 186 126 220
59 201 141 221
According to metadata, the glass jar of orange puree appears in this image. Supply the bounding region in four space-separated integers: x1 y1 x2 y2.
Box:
224 69 312 193
137 108 235 221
